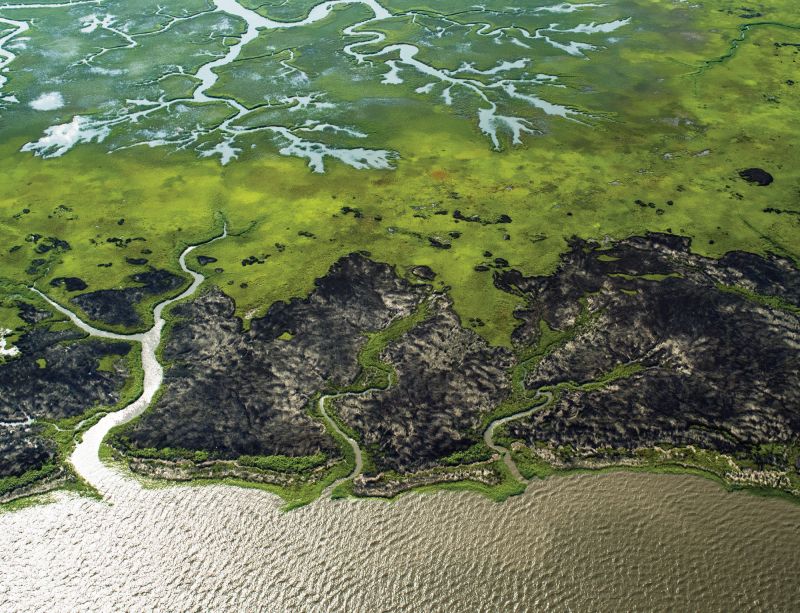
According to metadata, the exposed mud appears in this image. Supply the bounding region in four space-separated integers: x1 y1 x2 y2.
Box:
115 255 429 460
0 326 132 478
49 277 87 292
739 167 774 186
15 301 51 325
196 255 218 266
0 426 54 480
352 462 503 498
335 295 514 473
7 230 783 497
109 234 800 494
495 233 800 470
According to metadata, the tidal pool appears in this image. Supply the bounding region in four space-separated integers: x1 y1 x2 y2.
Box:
1 471 798 611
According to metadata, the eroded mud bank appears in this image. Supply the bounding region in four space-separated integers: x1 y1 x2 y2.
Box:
109 234 800 499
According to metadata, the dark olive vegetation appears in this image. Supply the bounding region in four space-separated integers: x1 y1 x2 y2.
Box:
49 277 88 292
110 255 428 461
70 269 186 330
0 428 54 487
0 293 138 500
0 329 132 420
410 265 436 281
739 168 775 186
1 0 799 504
496 234 799 496
334 295 514 473
103 237 799 501
4 234 798 503
0 332 133 477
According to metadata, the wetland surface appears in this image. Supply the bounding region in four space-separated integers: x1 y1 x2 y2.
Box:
1 0 799 608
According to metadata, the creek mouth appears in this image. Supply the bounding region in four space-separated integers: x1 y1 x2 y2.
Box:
318 393 365 494
28 225 228 500
483 391 554 482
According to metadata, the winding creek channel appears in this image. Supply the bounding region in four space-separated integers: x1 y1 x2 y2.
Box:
4 0 631 166
31 224 228 499
318 393 363 494
22 203 549 504
2 4 799 608
483 391 554 482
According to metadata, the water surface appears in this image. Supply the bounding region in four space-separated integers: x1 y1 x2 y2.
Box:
2 471 798 611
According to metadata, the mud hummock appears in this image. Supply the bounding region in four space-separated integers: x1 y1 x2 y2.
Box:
7 231 786 499
496 233 799 471
335 296 513 473
110 235 800 497
70 269 185 328
0 427 54 481
49 277 88 292
739 167 774 186
0 327 133 479
114 255 430 460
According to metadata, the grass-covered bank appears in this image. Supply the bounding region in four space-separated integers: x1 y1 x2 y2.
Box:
104 391 357 511
1 0 799 511
508 443 800 506
1 0 799 346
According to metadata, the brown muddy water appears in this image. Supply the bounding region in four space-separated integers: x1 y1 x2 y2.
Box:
1 471 798 611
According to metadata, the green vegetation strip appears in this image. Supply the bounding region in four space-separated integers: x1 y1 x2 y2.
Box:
716 284 800 314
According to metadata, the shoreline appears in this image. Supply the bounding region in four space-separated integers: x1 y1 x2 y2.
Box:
76 444 800 511
5 379 800 511
2 233 798 512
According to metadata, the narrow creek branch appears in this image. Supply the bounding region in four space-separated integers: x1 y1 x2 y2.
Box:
483 390 554 482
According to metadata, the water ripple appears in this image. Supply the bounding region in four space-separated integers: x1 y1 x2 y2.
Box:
1 471 798 611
